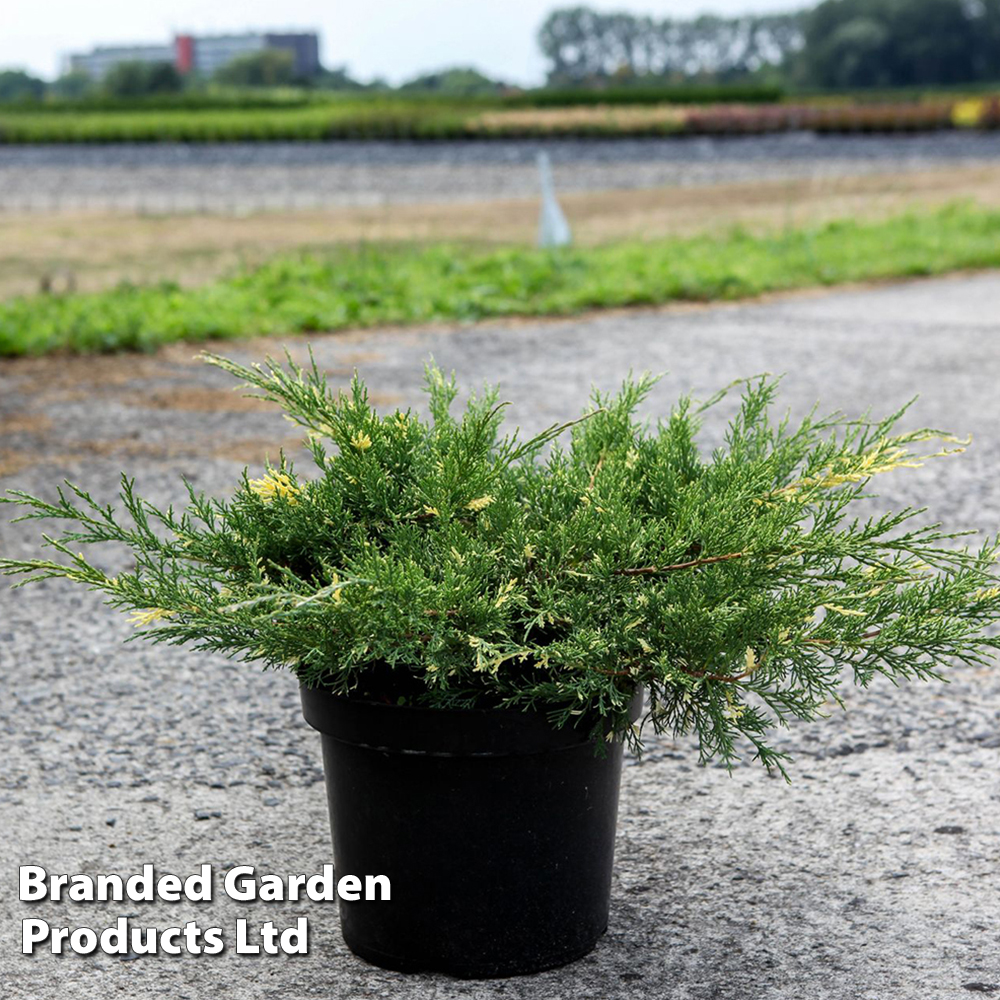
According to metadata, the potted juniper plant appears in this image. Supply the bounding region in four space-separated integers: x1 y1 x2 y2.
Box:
3 354 1000 978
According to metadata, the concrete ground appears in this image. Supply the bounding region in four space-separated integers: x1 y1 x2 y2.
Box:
1 272 999 999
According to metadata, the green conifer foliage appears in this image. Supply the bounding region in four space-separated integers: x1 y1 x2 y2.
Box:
4 353 999 775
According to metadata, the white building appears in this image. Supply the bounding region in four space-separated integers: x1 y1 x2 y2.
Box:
68 44 176 79
66 32 321 80
185 34 267 77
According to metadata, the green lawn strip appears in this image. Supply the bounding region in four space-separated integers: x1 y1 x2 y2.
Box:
2 203 997 357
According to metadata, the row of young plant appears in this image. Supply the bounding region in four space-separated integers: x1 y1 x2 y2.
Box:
7 82 786 114
684 99 1000 134
0 102 476 143
1 96 998 143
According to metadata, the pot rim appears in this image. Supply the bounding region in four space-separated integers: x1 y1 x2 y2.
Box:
300 683 644 758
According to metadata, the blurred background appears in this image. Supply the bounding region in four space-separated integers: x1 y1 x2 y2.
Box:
1 0 999 330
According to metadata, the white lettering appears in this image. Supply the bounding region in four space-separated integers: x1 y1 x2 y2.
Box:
21 918 49 953
224 865 257 902
184 865 212 901
337 875 362 901
70 927 98 954
100 917 128 954
19 866 48 902
235 918 259 954
159 927 182 956
125 865 153 901
94 873 124 901
50 873 69 900
131 926 157 955
157 873 181 901
305 866 336 901
258 874 283 902
365 875 391 901
281 918 308 954
202 925 225 956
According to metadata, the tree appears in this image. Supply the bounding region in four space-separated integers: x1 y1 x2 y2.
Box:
537 6 805 84
103 61 183 98
0 69 45 102
400 67 505 96
214 50 295 88
803 0 997 88
807 15 893 88
889 0 979 86
49 71 93 99
313 65 369 91
970 0 1000 80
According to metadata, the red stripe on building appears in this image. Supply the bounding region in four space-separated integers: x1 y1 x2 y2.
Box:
175 35 194 73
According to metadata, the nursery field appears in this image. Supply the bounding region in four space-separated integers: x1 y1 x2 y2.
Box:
2 201 1000 356
1 87 999 142
1 273 998 998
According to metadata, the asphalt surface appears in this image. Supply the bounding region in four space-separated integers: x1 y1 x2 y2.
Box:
3 132 1000 211
1 272 999 999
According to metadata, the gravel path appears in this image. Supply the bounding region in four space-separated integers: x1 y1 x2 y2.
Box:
3 133 1000 212
1 273 999 998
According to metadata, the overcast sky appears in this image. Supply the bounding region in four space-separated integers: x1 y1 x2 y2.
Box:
3 0 798 83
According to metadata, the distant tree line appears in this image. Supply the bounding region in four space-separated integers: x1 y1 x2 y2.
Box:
6 0 1000 103
0 54 504 102
538 7 805 83
0 70 47 102
399 67 506 97
804 0 1000 88
539 0 1000 89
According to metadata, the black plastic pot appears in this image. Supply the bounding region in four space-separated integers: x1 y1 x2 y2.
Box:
300 684 642 979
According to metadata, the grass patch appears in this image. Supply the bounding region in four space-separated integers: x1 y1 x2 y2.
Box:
1 203 997 357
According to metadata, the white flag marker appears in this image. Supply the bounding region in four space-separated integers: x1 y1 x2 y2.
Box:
537 151 572 248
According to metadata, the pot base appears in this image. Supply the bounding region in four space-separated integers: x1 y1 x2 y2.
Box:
344 928 606 979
